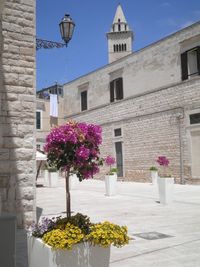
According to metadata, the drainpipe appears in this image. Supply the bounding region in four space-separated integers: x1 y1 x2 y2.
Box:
177 112 185 184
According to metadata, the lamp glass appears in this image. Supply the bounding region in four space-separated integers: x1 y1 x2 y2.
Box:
59 14 75 44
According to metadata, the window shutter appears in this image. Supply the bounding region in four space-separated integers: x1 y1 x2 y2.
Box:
116 78 123 100
181 52 188 80
110 81 115 102
81 91 87 111
197 46 200 75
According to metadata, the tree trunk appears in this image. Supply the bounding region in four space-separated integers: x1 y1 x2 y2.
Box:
65 171 71 218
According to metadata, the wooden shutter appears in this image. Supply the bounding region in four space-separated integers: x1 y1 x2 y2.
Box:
181 52 188 80
116 78 123 100
110 81 115 102
197 46 200 75
81 91 87 111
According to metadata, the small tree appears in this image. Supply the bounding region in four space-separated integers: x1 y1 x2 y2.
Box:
44 120 103 217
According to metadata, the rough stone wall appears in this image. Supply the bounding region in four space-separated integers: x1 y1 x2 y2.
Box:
66 77 200 183
0 0 36 227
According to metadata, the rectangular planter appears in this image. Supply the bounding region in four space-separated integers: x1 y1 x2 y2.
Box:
150 171 158 185
27 235 110 267
44 171 59 187
105 174 117 196
157 177 174 204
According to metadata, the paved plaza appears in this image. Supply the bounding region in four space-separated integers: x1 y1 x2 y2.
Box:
17 177 200 267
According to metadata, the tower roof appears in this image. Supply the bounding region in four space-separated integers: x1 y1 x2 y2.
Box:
113 4 127 24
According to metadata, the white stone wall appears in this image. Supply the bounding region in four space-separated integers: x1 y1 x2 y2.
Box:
63 22 200 117
65 77 200 183
0 0 36 226
107 32 133 63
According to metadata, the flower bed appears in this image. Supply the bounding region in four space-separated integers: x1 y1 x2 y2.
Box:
28 213 129 267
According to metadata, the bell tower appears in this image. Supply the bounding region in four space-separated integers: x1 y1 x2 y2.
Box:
107 4 133 63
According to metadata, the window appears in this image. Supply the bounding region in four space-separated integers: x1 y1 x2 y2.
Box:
36 111 42 130
190 113 200 125
118 22 121 32
110 78 123 102
81 90 87 111
114 128 122 137
181 46 200 80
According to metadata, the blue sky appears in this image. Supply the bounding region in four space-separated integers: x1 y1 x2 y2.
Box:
36 0 200 90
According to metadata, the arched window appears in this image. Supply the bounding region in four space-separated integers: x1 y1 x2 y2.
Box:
124 44 127 51
113 45 116 52
119 44 121 52
125 25 127 31
116 45 119 52
118 24 121 32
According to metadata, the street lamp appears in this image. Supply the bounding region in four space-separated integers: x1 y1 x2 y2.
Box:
36 14 75 50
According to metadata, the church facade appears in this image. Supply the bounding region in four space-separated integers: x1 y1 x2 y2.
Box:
62 5 200 183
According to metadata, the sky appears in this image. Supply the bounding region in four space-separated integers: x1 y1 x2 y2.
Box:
36 0 200 90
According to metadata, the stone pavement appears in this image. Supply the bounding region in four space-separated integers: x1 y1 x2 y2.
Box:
17 177 200 267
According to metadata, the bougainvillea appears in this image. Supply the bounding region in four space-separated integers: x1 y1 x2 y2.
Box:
156 156 169 167
44 120 103 181
44 120 103 217
105 155 115 166
105 155 117 175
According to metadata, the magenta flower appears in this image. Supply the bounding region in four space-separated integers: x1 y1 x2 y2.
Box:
44 120 103 181
156 156 169 167
105 156 115 166
76 145 90 160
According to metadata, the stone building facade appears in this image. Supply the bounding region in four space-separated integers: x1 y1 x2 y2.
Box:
62 5 200 184
0 0 36 226
36 84 65 148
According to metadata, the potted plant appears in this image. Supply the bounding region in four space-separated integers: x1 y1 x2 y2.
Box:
43 163 49 186
156 156 174 205
28 121 130 266
69 173 79 190
28 213 129 267
104 156 117 196
47 165 59 187
149 166 158 185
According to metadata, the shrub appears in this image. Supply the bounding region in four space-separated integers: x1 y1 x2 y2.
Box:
149 166 158 171
86 221 129 248
30 213 130 250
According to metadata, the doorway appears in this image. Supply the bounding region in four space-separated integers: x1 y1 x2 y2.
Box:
115 142 123 177
191 130 200 179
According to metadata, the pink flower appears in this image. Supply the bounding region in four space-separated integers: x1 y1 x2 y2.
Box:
156 156 169 167
105 156 115 166
76 146 90 160
44 120 103 181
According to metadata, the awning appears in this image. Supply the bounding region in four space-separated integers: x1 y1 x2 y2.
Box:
36 151 47 161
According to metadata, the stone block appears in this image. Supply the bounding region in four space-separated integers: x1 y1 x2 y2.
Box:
0 149 9 160
16 186 34 200
10 148 33 160
16 174 34 187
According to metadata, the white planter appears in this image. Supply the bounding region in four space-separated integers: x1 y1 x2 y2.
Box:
157 177 174 204
27 235 110 267
44 170 49 186
48 172 59 187
105 173 117 196
69 174 79 190
151 171 158 185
